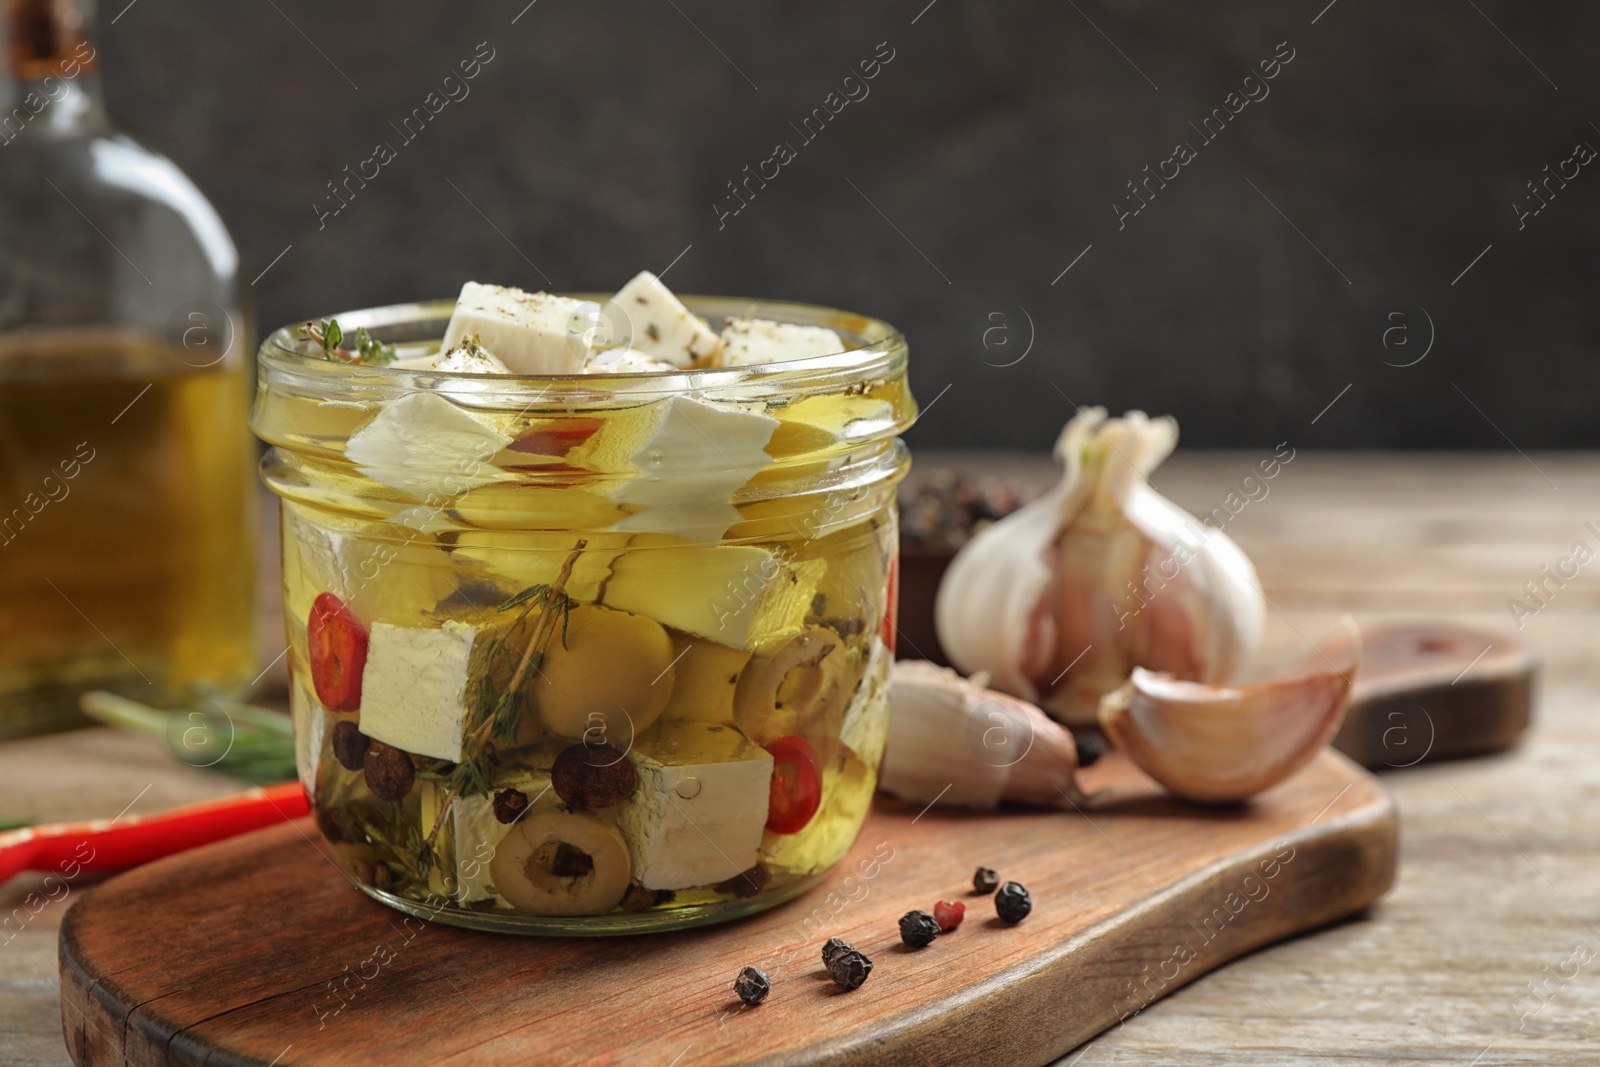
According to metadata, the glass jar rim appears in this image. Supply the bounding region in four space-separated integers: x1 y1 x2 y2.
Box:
258 294 907 402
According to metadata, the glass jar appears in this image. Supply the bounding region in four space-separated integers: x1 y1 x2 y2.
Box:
254 296 915 934
0 0 257 737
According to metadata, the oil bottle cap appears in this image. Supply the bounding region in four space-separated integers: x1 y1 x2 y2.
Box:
7 0 95 81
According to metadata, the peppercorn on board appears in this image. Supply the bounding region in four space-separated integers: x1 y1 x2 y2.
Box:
58 748 1395 1067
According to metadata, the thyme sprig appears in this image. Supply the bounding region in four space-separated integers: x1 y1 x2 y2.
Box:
357 811 436 886
420 540 587 851
80 690 296 784
297 318 398 365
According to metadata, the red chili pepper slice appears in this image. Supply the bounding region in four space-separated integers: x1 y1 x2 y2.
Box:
881 554 899 654
308 592 368 711
764 735 822 835
509 419 601 457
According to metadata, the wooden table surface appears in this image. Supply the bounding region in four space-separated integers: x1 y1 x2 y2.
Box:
4 452 1598 1066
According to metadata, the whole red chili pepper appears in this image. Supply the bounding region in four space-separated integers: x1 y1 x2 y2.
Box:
0 782 309 887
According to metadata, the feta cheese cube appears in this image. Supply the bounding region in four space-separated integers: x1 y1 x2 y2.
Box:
285 519 449 628
383 504 459 536
603 545 823 650
584 348 681 374
764 393 897 461
451 482 629 531
440 282 594 374
618 722 773 890
433 335 511 374
450 529 630 604
450 767 553 904
289 679 327 790
598 271 722 368
839 638 893 766
659 635 752 725
717 317 847 367
607 394 779 542
357 620 490 762
344 391 513 501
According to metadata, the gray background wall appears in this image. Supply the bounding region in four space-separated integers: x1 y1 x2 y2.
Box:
100 0 1598 450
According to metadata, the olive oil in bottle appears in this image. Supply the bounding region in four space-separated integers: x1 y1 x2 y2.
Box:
0 0 256 736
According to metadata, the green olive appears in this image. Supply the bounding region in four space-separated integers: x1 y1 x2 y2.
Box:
733 628 851 743
534 603 676 740
489 811 631 916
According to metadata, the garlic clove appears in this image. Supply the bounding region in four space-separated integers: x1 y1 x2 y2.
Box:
934 483 1063 704
1098 648 1357 805
880 661 1088 811
998 703 1090 808
1119 482 1265 684
937 407 1265 727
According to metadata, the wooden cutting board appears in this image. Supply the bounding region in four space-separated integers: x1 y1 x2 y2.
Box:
58 750 1394 1067
1325 622 1535 768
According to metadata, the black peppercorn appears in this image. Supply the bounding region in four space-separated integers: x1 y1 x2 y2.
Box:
331 719 370 771
995 881 1032 924
552 741 638 809
821 936 854 969
619 884 676 913
547 841 594 879
734 965 771 1006
314 803 366 845
826 948 873 990
363 741 414 802
492 788 529 824
1074 730 1106 769
973 866 1000 894
714 863 769 899
898 910 941 948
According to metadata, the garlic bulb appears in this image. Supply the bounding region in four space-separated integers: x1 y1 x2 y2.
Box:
936 408 1265 726
880 660 1088 810
1099 647 1356 805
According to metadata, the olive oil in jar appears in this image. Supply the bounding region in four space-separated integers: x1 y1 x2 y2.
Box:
0 331 257 736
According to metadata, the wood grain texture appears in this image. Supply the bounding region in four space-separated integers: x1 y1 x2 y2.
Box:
8 454 1600 1066
56 751 1393 1067
1324 622 1535 768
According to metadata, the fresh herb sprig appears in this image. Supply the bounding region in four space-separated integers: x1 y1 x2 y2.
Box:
80 691 296 784
297 318 398 365
419 540 587 849
353 325 398 364
357 811 436 885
